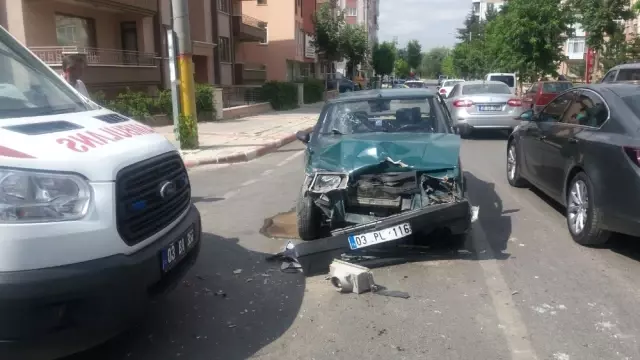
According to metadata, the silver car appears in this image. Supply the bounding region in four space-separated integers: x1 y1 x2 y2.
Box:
445 80 523 138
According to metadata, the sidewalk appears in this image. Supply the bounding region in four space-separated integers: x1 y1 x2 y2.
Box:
154 103 323 168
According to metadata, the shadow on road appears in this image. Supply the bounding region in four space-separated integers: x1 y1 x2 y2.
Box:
465 171 513 257
67 233 305 360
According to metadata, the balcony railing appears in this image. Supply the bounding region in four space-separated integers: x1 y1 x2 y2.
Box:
30 46 158 67
220 85 263 108
77 0 158 14
234 63 267 85
232 14 267 42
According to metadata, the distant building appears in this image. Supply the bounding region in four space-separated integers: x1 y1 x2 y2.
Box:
471 0 505 21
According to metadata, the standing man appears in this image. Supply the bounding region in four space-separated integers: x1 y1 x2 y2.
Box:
61 54 90 98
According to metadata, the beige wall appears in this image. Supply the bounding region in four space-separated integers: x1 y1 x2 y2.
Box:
237 0 296 81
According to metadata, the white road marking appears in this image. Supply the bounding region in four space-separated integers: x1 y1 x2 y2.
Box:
261 169 274 176
222 190 239 200
241 179 258 187
469 221 539 360
276 150 304 167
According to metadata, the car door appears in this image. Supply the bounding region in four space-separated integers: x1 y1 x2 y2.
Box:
532 91 576 196
521 91 573 190
522 83 539 109
542 89 608 202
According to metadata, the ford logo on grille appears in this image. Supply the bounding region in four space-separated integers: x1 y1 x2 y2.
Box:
159 180 177 199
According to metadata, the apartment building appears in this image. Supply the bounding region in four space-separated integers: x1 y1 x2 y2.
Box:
237 0 318 82
0 0 267 97
1 0 162 97
557 24 586 78
471 0 504 21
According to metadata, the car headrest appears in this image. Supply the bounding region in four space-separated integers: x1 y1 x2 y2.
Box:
410 107 421 122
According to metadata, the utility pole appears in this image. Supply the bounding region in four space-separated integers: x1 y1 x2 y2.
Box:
171 0 198 146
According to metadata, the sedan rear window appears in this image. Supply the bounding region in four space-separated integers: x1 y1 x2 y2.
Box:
462 84 511 95
405 82 425 88
488 75 515 87
617 69 640 81
443 80 463 87
542 82 573 93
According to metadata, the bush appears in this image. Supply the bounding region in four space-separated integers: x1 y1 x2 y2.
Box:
107 89 155 119
301 78 324 104
260 81 299 110
195 84 214 113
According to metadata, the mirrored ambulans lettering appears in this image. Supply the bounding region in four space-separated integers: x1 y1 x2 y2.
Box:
56 123 155 153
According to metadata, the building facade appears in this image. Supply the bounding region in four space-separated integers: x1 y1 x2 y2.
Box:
332 0 378 75
471 0 504 21
237 0 318 82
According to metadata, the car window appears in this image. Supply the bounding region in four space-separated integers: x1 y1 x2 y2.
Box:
462 83 511 95
542 82 573 93
449 84 460 98
601 70 617 83
539 91 574 122
615 68 640 81
405 82 424 88
488 75 515 87
528 83 539 94
560 90 608 127
320 97 449 135
443 80 463 87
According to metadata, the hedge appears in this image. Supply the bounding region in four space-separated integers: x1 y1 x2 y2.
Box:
260 81 299 110
301 78 324 104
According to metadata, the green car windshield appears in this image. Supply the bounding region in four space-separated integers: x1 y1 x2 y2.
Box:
319 97 449 135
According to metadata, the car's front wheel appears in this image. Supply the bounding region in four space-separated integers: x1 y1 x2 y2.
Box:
506 140 528 187
566 172 610 246
296 190 322 241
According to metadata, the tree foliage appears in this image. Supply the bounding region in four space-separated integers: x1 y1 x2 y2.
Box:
420 47 449 78
441 54 456 77
372 41 396 76
312 1 345 62
341 24 369 77
567 0 634 52
394 58 411 78
406 40 423 70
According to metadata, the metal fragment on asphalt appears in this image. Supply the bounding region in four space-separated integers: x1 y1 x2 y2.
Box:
233 269 243 274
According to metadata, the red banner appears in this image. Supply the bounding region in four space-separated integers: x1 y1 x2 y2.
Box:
585 48 595 83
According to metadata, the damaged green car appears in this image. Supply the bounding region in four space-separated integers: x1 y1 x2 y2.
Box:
294 89 472 248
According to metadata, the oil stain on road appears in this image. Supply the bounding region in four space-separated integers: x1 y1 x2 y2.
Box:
260 209 299 239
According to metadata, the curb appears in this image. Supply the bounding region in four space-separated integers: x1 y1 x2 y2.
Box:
183 126 313 168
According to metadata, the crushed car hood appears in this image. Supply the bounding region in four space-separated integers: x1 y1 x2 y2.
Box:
308 132 461 175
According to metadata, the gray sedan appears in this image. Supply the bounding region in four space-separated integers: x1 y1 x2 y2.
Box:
445 80 523 138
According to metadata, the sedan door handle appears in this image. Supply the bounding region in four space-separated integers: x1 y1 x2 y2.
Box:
568 137 579 144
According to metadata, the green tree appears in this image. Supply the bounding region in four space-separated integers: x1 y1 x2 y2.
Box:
484 0 574 81
568 60 586 80
568 0 634 52
341 24 369 77
420 47 449 78
397 48 408 62
406 40 423 70
372 41 396 77
312 1 345 65
441 54 456 77
394 58 411 78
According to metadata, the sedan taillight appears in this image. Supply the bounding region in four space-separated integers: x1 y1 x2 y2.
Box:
439 88 447 94
453 99 473 107
507 99 522 107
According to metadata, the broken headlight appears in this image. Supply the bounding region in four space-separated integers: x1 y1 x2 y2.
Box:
310 173 348 192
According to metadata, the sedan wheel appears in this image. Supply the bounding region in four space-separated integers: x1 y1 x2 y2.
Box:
506 141 527 187
566 172 610 246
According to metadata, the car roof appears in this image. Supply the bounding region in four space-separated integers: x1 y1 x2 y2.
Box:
610 62 640 70
540 80 573 84
460 80 508 86
327 88 438 104
575 83 640 98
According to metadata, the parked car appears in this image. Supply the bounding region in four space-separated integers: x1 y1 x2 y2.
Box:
521 81 573 112
601 62 640 83
438 79 465 97
445 80 524 138
326 73 359 93
486 73 517 94
293 89 471 251
404 80 428 88
507 83 640 246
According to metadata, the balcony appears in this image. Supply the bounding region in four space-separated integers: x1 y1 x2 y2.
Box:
30 46 161 87
565 38 586 60
233 63 267 85
72 0 158 15
232 14 267 42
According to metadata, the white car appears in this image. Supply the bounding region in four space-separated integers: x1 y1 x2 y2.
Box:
438 79 465 98
0 25 201 358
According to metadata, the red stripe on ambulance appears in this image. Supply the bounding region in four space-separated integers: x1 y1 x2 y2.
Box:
0 145 35 158
56 123 156 153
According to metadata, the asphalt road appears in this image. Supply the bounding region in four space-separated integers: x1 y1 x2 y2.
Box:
68 133 640 360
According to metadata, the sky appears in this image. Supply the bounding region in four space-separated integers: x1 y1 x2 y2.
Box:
378 0 471 50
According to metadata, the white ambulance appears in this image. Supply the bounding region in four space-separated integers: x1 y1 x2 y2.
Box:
0 26 201 359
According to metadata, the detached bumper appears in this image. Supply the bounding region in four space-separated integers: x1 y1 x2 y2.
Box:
0 205 202 360
288 200 471 275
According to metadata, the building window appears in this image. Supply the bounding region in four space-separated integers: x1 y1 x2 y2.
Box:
219 36 231 62
257 0 267 4
567 39 585 54
55 14 96 47
347 7 357 16
217 0 230 13
259 22 268 44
